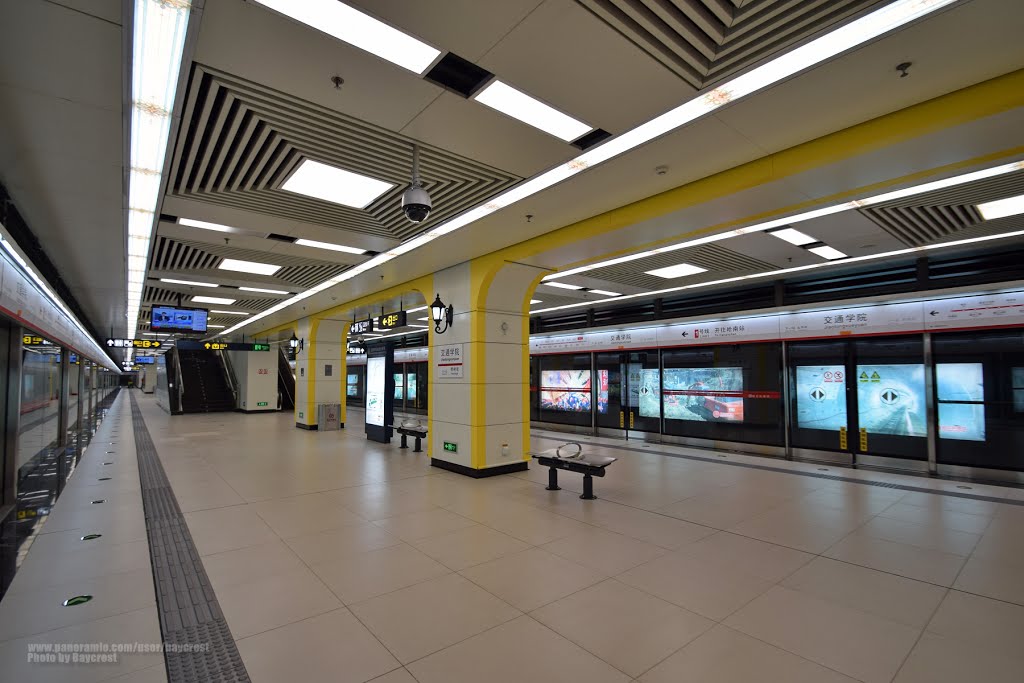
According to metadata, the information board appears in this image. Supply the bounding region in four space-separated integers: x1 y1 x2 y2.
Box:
378 310 407 330
151 306 208 332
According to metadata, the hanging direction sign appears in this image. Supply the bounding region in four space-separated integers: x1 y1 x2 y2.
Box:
106 338 162 349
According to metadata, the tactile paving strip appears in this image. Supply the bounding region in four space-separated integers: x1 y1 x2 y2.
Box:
130 393 251 683
535 430 1024 506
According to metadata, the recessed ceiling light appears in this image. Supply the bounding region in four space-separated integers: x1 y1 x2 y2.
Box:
768 228 817 246
977 194 1024 221
210 309 250 316
239 287 289 294
192 296 237 305
417 317 429 321
589 290 621 297
294 238 367 254
160 278 218 288
251 0 440 74
474 80 591 142
282 159 394 208
646 263 708 279
530 300 542 305
807 245 847 260
207 324 226 329
543 282 584 290
219 258 281 276
407 305 428 313
178 218 236 232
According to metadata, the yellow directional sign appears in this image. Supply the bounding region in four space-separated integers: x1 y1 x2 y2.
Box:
203 342 228 350
106 338 161 349
22 335 49 346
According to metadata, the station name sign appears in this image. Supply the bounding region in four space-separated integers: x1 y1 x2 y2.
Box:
350 318 374 335
377 310 407 330
106 338 162 349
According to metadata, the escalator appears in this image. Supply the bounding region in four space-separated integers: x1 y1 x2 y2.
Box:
278 347 295 410
177 349 236 413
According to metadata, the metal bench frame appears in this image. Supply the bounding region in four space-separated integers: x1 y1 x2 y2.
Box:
395 426 427 453
533 455 612 500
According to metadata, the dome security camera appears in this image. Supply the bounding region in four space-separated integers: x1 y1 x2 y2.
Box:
402 144 432 223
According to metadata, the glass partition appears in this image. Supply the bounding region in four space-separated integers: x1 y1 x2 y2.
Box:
853 337 927 460
594 352 660 432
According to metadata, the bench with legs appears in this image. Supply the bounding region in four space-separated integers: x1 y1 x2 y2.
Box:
531 442 617 500
389 421 427 452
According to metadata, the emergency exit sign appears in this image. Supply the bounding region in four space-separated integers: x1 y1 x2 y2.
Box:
443 441 458 453
256 401 269 407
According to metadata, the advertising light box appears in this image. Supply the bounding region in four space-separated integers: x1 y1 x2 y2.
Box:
151 306 208 332
365 357 386 427
936 363 985 441
795 365 847 431
856 364 926 437
540 370 591 412
663 367 744 422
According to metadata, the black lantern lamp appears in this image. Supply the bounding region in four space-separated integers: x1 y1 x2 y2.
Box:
289 332 304 352
430 293 454 334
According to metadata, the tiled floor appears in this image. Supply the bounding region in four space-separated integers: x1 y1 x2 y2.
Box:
4 393 1024 683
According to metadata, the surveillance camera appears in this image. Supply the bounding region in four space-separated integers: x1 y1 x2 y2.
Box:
402 185 432 223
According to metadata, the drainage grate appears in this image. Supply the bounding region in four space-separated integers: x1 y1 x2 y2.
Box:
533 431 1024 506
130 394 251 683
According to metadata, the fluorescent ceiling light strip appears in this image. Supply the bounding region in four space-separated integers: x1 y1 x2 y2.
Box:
160 278 218 288
589 290 621 297
192 296 237 305
179 218 236 232
251 0 440 74
768 228 817 246
807 245 847 260
282 159 394 208
529 300 542 305
531 228 1024 315
294 238 367 254
239 287 289 294
646 263 707 279
977 193 1024 220
474 81 591 142
219 258 282 275
543 282 583 290
211 309 250 315
219 0 956 336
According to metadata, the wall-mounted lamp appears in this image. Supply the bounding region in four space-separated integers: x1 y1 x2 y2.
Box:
430 293 454 334
289 332 304 352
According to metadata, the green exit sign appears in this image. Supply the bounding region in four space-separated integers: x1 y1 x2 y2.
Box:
443 441 458 453
253 343 270 351
256 401 269 407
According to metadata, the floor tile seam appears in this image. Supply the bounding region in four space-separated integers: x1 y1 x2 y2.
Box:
0 600 162 646
887 584 952 683
941 585 1024 611
219 602 343 643
840 522 977 561
8 563 161 599
536 431 1024 505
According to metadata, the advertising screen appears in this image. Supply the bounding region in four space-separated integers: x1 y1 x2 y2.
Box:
936 363 985 441
597 370 609 414
638 368 660 418
856 364 925 437
135 356 156 364
365 357 385 426
540 370 591 412
151 306 208 332
1014 368 1024 413
346 373 358 397
795 366 847 431
407 374 417 401
663 367 744 422
394 372 404 400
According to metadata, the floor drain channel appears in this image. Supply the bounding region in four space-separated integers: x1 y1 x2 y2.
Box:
128 393 251 683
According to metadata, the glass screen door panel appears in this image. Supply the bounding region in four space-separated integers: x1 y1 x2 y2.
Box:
788 340 851 452
853 337 927 461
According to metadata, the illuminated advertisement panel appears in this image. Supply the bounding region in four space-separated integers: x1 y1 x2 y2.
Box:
407 374 417 401
346 374 358 397
936 363 985 441
597 370 609 414
795 366 847 431
540 370 591 412
365 357 386 426
663 367 744 422
638 368 660 418
856 364 925 437
394 372 404 400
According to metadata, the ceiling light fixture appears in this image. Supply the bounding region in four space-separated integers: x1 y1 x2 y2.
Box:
282 159 394 208
192 296 237 305
807 245 848 260
530 300 542 305
543 282 584 290
251 0 441 74
473 80 592 142
293 238 367 254
219 258 282 276
239 287 289 294
646 263 707 279
210 309 250 316
160 278 218 288
588 290 622 296
178 218 236 232
217 0 959 338
207 324 226 329
977 194 1024 221
767 227 817 246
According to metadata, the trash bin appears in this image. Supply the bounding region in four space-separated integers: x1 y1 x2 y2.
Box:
318 403 341 431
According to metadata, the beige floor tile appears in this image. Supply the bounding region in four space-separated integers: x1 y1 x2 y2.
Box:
6 539 152 594
484 508 594 546
203 540 308 590
825 531 967 586
856 515 981 556
678 531 813 582
782 557 947 628
365 668 418 683
321 485 442 521
460 547 605 611
412 525 530 571
236 608 399 683
725 586 921 683
970 525 1024 565
183 505 278 556
639 624 858 683
728 511 855 554
894 632 1024 683
407 615 630 683
284 523 403 566
0 607 163 683
564 501 714 550
310 543 450 604
532 579 712 678
250 493 366 537
105 664 169 682
539 526 668 576
217 566 341 638
898 491 1000 516
349 573 520 663
926 590 1024 660
953 555 1024 605
658 491 787 529
879 502 992 534
617 549 774 620
373 508 479 542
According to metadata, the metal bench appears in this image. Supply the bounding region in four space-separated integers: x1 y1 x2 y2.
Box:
391 421 427 452
531 442 617 500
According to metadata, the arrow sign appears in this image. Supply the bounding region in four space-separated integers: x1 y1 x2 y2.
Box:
880 389 899 405
810 388 826 401
679 331 689 337
929 310 939 316
204 342 211 350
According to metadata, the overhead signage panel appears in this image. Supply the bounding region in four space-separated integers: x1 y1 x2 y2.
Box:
175 340 270 351
378 310 407 330
106 338 162 349
924 292 1024 330
350 318 374 335
657 315 780 346
781 302 923 339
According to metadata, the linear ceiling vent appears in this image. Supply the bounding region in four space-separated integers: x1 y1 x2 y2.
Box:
424 52 494 98
265 233 297 243
572 128 612 150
